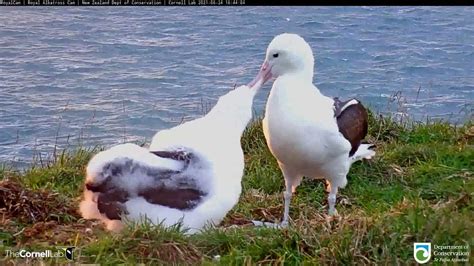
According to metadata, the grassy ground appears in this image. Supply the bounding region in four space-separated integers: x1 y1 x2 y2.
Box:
1 114 473 265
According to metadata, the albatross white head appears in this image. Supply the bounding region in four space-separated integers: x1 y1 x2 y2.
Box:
248 33 315 87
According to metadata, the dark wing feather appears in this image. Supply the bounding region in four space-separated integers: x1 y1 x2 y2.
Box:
150 150 194 162
97 187 129 220
333 98 369 157
144 150 205 210
138 185 205 210
85 148 207 220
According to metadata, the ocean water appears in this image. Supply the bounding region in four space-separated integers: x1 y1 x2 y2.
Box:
1 7 473 166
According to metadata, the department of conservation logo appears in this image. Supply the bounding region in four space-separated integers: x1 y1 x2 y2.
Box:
414 242 431 264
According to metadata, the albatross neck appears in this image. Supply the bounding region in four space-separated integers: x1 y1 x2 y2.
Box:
205 92 256 139
277 67 315 90
282 62 314 83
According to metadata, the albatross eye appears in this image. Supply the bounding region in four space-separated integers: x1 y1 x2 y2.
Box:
272 53 279 58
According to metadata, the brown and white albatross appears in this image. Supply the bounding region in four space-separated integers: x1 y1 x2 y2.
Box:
248 33 376 227
79 81 263 234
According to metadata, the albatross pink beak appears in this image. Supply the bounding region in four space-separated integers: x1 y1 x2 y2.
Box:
247 60 273 89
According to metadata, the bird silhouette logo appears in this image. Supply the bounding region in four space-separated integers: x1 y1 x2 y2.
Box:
63 247 75 260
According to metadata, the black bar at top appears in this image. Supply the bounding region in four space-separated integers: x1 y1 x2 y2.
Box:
0 0 470 6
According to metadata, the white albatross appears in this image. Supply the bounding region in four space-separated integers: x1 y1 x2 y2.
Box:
248 33 376 227
79 81 263 234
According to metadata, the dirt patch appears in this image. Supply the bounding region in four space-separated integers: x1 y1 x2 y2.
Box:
251 205 283 222
221 213 253 226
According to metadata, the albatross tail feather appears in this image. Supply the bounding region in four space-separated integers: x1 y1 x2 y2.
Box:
350 143 376 163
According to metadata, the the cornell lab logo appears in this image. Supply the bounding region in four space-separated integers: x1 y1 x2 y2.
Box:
413 243 431 264
63 247 74 260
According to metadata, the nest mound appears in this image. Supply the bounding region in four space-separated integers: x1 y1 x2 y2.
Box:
0 180 79 224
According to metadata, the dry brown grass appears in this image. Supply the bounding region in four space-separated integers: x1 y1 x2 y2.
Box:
0 180 79 224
